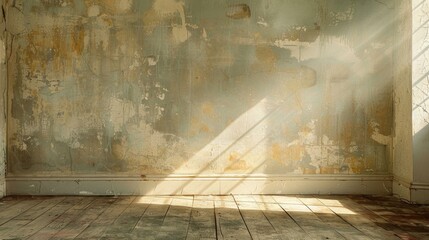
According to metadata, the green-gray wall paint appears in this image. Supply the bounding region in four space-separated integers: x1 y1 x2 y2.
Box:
7 0 395 178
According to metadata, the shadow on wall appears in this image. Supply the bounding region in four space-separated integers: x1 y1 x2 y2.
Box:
5 0 396 194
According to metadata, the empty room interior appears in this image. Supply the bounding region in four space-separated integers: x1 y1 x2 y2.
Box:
0 0 429 239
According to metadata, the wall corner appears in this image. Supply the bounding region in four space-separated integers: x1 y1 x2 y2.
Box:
0 0 7 198
392 0 414 202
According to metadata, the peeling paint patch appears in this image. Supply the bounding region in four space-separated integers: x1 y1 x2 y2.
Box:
6 0 394 177
329 7 354 26
274 24 320 47
257 17 268 27
87 5 100 17
370 121 392 146
226 4 251 19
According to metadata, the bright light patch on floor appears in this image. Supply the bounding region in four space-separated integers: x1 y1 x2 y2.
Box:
137 195 357 215
329 206 357 215
280 204 312 213
307 205 335 214
318 199 344 207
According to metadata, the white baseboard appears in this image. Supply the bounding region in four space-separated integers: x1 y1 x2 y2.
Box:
392 178 411 202
393 177 429 204
6 174 393 196
410 182 429 204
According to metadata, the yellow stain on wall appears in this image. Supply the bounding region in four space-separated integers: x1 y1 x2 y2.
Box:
345 156 365 174
255 46 278 72
201 102 216 118
190 117 213 136
224 151 249 172
270 143 304 163
71 25 85 55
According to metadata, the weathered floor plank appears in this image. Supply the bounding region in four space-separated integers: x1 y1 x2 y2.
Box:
154 196 194 240
186 195 216 240
273 195 347 240
0 219 32 238
14 196 66 221
132 196 174 240
75 196 135 239
27 197 94 240
0 196 24 213
305 203 372 240
252 195 308 240
319 196 401 240
49 197 114 240
214 195 252 240
0 194 427 240
347 196 422 239
233 195 283 240
1 197 68 239
0 197 44 226
100 196 151 239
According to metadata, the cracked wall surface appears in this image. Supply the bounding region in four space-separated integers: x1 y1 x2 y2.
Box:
412 0 429 184
6 0 395 177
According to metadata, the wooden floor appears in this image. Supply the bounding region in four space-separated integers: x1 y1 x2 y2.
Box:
0 195 428 240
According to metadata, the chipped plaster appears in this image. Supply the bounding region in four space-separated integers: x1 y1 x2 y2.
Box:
5 0 397 181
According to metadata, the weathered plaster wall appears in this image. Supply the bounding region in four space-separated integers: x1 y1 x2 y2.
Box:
413 0 429 185
411 0 429 203
392 0 413 201
0 0 6 197
7 0 395 177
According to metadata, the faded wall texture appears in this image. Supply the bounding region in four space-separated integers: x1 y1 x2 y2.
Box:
0 63 4 197
0 0 6 197
7 0 395 177
412 0 429 184
392 0 413 192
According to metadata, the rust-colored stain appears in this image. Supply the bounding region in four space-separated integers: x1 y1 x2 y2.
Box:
341 121 355 146
190 118 213 136
224 152 249 172
285 145 304 161
371 95 393 137
52 27 70 71
8 0 392 176
72 25 85 55
271 143 283 163
300 125 313 134
345 156 365 174
364 156 376 172
320 165 340 174
199 124 211 134
24 27 80 75
142 9 161 35
271 143 304 163
24 30 46 73
226 4 251 19
255 46 278 72
201 102 216 118
86 0 131 14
